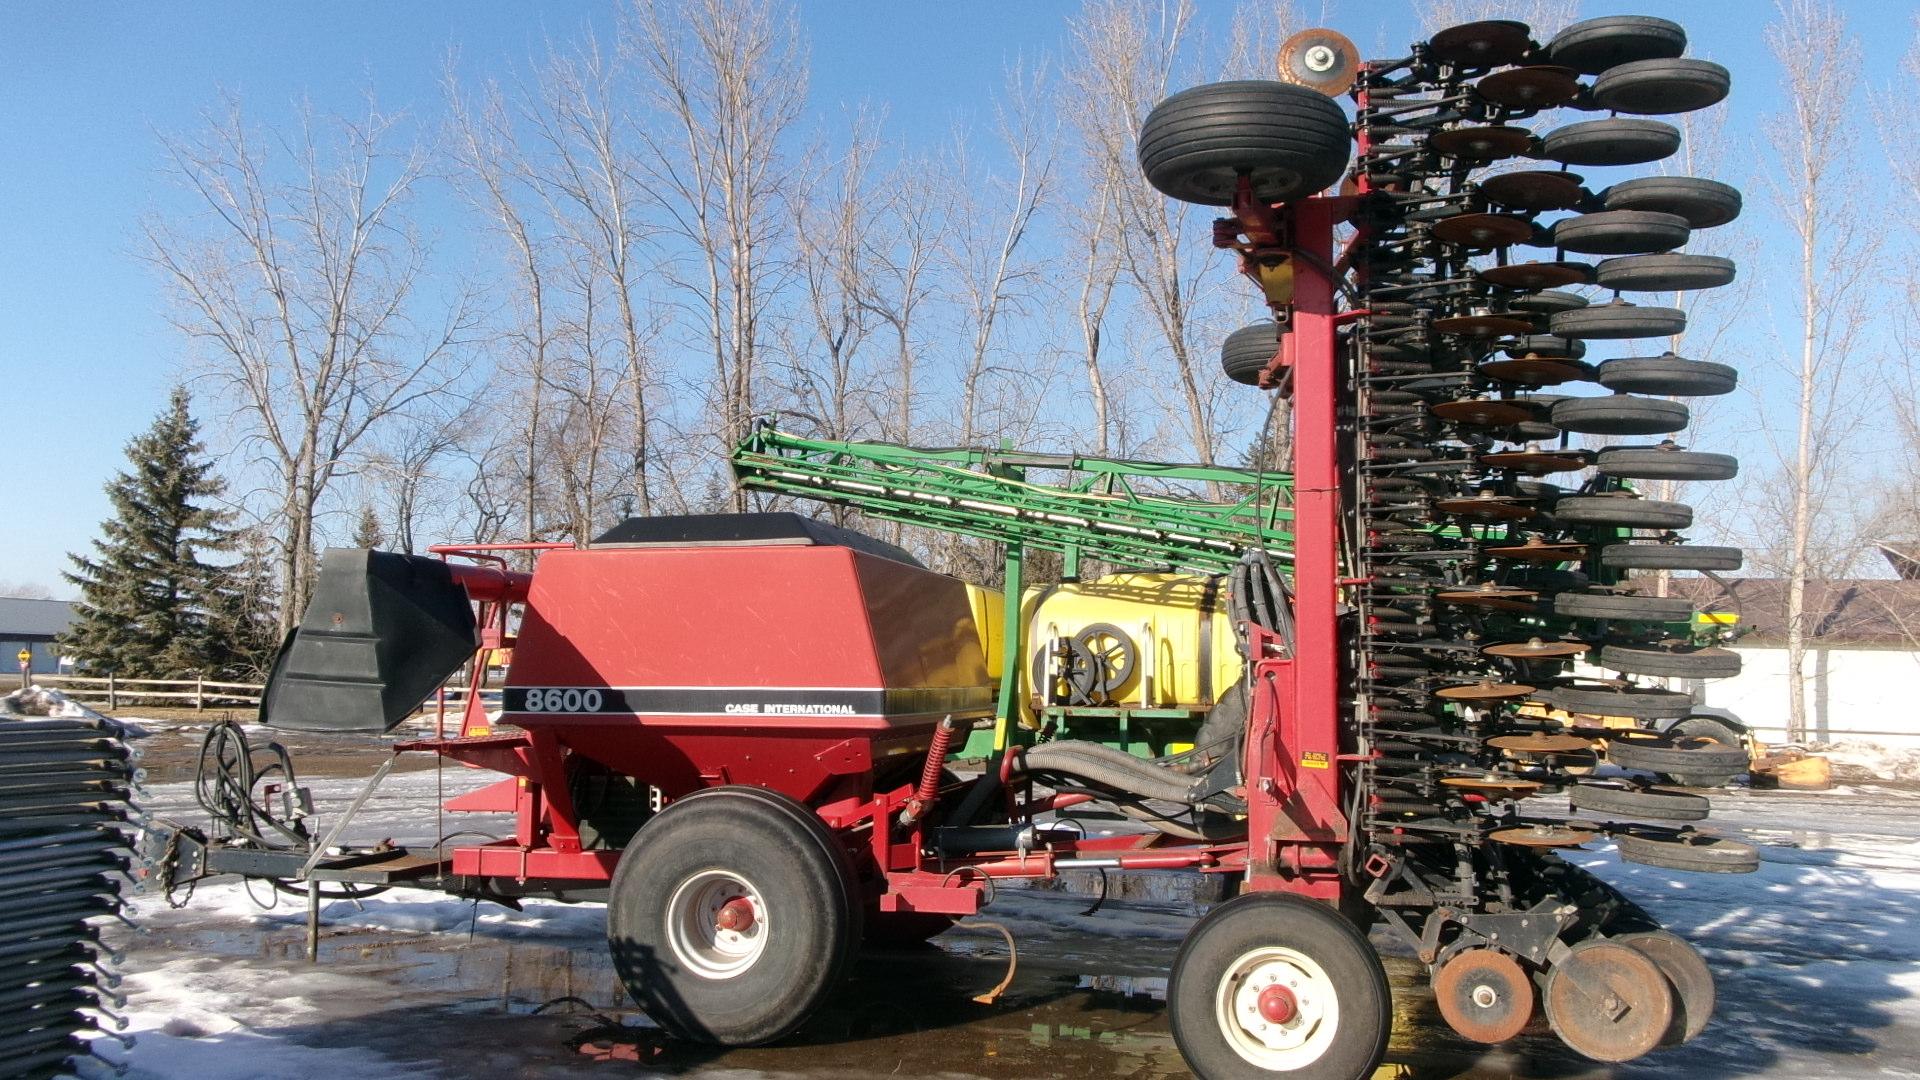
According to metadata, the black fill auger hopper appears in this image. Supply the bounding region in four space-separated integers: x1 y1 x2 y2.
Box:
259 548 478 734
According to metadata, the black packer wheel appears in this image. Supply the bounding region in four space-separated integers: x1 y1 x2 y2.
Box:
1592 58 1732 115
1138 81 1352 206
1601 176 1743 229
1169 892 1391 1079
1659 715 1751 787
606 785 860 1045
1552 395 1689 436
1614 828 1761 874
1594 446 1738 482
1609 736 1751 779
1569 780 1710 822
1549 301 1688 341
1595 253 1737 293
1547 15 1687 75
1600 543 1743 572
1540 119 1681 167
1552 590 1695 623
1554 494 1693 530
1599 642 1742 679
1552 211 1691 256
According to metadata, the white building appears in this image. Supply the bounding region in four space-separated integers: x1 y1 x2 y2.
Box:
1673 574 1920 748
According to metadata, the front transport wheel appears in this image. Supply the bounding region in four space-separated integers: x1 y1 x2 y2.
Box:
1169 892 1392 1078
606 785 859 1045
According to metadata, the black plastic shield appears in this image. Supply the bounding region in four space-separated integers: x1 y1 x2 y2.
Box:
259 548 478 734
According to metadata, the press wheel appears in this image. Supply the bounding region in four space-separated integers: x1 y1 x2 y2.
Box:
1433 948 1535 1043
1615 930 1715 1044
1544 939 1675 1063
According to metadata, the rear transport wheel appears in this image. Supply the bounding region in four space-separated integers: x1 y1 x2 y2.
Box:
607 785 860 1045
1169 892 1391 1079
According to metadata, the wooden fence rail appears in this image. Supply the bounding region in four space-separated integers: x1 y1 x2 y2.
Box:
27 674 489 715
32 674 265 711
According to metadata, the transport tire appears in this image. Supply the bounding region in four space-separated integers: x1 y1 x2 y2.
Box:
1223 321 1283 385
1657 716 1749 787
1601 176 1742 229
1599 543 1743 572
1138 81 1352 206
1593 447 1738 482
606 785 859 1045
1554 495 1693 530
1169 892 1391 1079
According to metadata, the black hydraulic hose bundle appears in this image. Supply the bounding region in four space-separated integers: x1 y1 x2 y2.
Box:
0 708 139 1079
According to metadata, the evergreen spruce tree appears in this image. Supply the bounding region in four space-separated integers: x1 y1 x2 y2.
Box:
61 387 243 678
352 504 385 549
204 526 284 679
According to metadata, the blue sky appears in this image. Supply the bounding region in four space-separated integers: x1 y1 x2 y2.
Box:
0 1 1912 594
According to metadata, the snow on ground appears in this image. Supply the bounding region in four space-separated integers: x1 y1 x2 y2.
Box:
1809 741 1920 783
61 772 1920 1079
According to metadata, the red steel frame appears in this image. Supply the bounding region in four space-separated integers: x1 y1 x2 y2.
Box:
395 194 1361 913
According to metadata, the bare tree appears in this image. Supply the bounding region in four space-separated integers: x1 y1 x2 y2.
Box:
1063 0 1249 475
1411 0 1581 37
1762 0 1882 741
361 404 473 555
624 0 806 508
788 109 885 442
1872 20 1920 552
0 581 55 601
862 157 946 448
446 71 554 546
145 96 477 633
1057 58 1129 459
516 39 660 517
941 63 1056 447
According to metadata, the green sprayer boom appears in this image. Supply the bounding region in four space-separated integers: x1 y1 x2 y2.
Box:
731 424 1294 574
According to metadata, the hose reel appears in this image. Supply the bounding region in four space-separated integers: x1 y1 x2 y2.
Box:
1033 623 1140 707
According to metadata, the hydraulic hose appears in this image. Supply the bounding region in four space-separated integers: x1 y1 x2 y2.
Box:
1012 742 1199 804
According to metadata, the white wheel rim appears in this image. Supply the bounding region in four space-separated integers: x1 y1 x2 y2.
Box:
1214 945 1340 1071
664 869 768 979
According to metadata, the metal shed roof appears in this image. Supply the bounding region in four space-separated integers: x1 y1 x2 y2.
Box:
0 597 77 639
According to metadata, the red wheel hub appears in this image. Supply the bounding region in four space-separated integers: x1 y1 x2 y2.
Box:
1257 984 1299 1024
715 897 756 932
